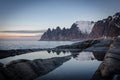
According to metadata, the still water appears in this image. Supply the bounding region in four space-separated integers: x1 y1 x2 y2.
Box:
0 51 101 80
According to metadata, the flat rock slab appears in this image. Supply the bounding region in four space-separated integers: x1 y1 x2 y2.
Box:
0 56 71 80
85 39 113 53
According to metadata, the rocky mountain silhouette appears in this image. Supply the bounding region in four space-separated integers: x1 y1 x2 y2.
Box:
40 12 120 41
40 23 90 41
89 12 120 38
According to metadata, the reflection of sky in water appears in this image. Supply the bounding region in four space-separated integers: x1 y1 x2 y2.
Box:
36 58 101 80
0 51 71 64
75 52 95 61
0 51 101 80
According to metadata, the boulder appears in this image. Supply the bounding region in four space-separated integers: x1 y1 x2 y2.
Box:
0 63 6 80
56 39 99 50
33 55 71 76
85 39 113 53
6 59 38 80
1 55 71 80
92 37 120 80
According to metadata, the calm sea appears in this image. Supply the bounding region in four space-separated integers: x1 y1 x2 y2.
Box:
0 41 77 50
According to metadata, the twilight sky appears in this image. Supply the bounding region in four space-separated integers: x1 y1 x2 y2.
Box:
0 0 120 31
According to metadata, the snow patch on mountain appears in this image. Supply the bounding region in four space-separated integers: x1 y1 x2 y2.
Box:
75 21 95 33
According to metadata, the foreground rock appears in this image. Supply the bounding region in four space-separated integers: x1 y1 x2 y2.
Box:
0 63 6 80
92 52 106 61
55 38 113 54
0 56 71 80
1 37 120 80
0 48 47 59
56 39 100 50
54 37 120 80
85 39 113 53
92 37 120 80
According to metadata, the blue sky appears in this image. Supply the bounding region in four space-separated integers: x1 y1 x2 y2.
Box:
0 0 120 31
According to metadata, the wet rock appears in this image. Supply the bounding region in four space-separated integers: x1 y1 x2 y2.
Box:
0 63 6 80
92 37 120 80
6 59 38 80
108 37 120 54
92 52 106 61
33 55 71 76
0 63 3 67
0 55 71 80
0 49 43 59
85 39 113 53
116 75 120 80
56 39 99 50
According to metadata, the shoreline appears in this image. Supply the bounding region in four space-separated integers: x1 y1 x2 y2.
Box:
0 37 120 80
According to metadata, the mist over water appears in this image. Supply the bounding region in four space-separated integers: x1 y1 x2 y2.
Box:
0 41 76 50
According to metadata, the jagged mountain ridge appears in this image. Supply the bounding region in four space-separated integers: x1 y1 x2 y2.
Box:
40 21 94 41
40 12 120 41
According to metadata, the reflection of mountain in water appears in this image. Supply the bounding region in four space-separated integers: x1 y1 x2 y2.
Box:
0 49 107 80
47 50 105 61
0 55 71 80
92 52 105 61
75 52 95 61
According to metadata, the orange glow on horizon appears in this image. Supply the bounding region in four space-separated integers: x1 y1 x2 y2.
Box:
0 32 41 38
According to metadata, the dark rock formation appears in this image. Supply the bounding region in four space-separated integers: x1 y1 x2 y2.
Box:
0 56 71 80
89 12 120 38
0 63 7 80
0 49 44 59
53 38 114 61
91 37 120 80
85 39 113 53
40 24 88 41
92 52 106 61
55 39 99 50
40 12 120 41
1 37 120 80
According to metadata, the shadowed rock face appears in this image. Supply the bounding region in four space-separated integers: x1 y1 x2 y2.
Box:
89 12 120 38
85 39 113 53
56 39 100 50
92 52 106 61
0 56 71 80
91 37 120 80
0 49 43 59
40 12 120 41
0 63 6 80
